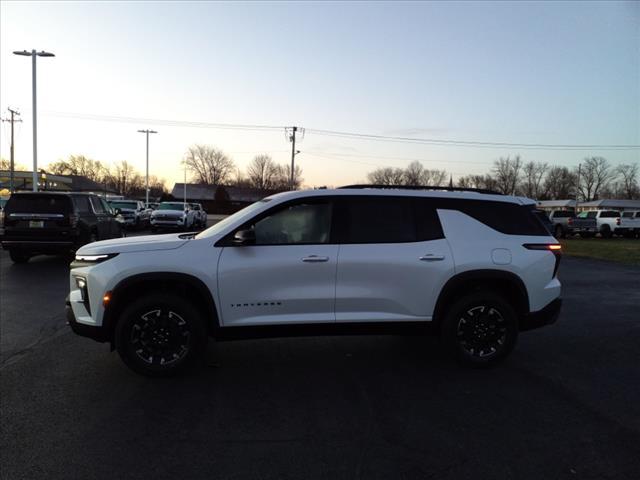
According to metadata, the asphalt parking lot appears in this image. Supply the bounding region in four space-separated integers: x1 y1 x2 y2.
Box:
1 246 640 479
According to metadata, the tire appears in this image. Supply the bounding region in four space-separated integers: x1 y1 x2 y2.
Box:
9 250 30 264
115 293 207 377
600 225 612 239
441 291 518 367
554 225 564 239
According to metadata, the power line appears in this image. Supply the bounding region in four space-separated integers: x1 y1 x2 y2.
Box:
305 128 640 151
38 111 640 150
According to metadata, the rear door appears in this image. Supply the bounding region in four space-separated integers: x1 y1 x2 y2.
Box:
334 196 454 323
3 194 73 240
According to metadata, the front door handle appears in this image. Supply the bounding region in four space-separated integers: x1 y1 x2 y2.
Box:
302 255 329 263
419 254 445 261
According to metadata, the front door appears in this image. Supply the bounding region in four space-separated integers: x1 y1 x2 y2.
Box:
217 198 338 326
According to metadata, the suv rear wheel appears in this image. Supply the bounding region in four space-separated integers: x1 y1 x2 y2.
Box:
115 293 207 376
9 250 30 264
441 291 518 367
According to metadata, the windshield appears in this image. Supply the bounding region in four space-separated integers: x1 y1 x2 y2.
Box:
196 199 271 239
109 201 137 210
157 203 186 211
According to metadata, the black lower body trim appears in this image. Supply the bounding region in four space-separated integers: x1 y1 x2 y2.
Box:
520 298 562 331
66 296 109 343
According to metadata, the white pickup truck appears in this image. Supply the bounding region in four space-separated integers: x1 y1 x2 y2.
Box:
571 210 621 238
614 211 640 238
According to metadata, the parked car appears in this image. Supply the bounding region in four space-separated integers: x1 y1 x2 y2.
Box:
108 200 151 229
615 211 640 238
67 186 562 376
548 210 576 238
1 192 123 263
149 201 196 232
571 210 621 238
190 203 207 228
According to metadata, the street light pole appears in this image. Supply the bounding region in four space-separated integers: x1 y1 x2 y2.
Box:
137 129 157 206
13 49 55 191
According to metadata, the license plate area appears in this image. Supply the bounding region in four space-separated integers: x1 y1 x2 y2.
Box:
29 220 44 228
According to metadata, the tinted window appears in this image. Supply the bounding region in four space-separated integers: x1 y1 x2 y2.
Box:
552 210 574 218
622 212 634 218
252 201 332 245
340 197 416 243
436 199 549 236
90 196 106 213
5 194 72 214
73 196 92 213
600 211 620 218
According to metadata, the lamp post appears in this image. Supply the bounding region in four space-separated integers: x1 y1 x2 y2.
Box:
13 49 55 191
137 129 157 206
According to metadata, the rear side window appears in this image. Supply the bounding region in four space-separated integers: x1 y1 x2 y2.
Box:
436 199 549 236
5 194 72 215
622 212 634 218
340 197 415 243
337 196 444 243
73 196 92 213
599 211 620 218
552 210 574 218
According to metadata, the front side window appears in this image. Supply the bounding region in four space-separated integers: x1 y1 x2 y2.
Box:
90 197 106 214
251 201 332 245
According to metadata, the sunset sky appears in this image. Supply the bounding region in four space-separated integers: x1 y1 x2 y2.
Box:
1 1 638 188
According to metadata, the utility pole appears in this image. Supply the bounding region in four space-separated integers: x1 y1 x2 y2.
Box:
137 129 157 207
575 163 581 213
1 108 22 193
13 49 55 191
288 126 302 190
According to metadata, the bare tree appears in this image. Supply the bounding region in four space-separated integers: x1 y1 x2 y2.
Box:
492 155 522 195
367 167 405 185
247 154 280 189
577 156 615 201
184 145 235 185
108 160 143 196
279 164 304 190
615 163 639 199
403 161 424 185
47 155 106 182
457 174 498 191
421 168 448 186
543 166 576 200
521 161 549 199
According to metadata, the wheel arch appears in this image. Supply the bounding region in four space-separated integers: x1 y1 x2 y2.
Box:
103 272 220 342
433 269 529 327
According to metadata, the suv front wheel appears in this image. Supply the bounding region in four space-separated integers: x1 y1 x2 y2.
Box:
441 291 518 367
115 293 207 376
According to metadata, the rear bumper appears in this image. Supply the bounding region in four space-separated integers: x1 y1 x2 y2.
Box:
66 296 109 343
2 239 76 252
520 298 562 331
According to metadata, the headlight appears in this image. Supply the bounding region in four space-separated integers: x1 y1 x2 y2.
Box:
75 253 118 262
74 275 91 313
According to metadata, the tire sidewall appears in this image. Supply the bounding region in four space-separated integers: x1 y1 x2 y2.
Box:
442 291 518 367
115 294 207 376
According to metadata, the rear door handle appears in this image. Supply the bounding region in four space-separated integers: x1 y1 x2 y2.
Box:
302 255 329 263
419 254 445 261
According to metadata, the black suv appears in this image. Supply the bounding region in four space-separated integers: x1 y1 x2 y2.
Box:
1 192 123 263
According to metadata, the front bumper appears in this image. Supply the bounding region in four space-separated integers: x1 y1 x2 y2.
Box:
520 298 562 331
66 295 109 343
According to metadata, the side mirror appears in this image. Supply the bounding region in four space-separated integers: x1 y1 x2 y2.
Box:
114 208 121 215
233 229 256 245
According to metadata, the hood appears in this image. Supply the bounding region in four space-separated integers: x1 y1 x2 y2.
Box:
76 233 189 255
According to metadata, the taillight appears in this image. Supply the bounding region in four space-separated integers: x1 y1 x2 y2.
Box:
568 217 573 225
523 243 562 278
616 218 620 226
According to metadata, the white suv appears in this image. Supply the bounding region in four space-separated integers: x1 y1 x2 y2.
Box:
66 186 562 376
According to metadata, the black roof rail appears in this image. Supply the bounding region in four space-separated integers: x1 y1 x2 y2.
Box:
337 184 503 195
